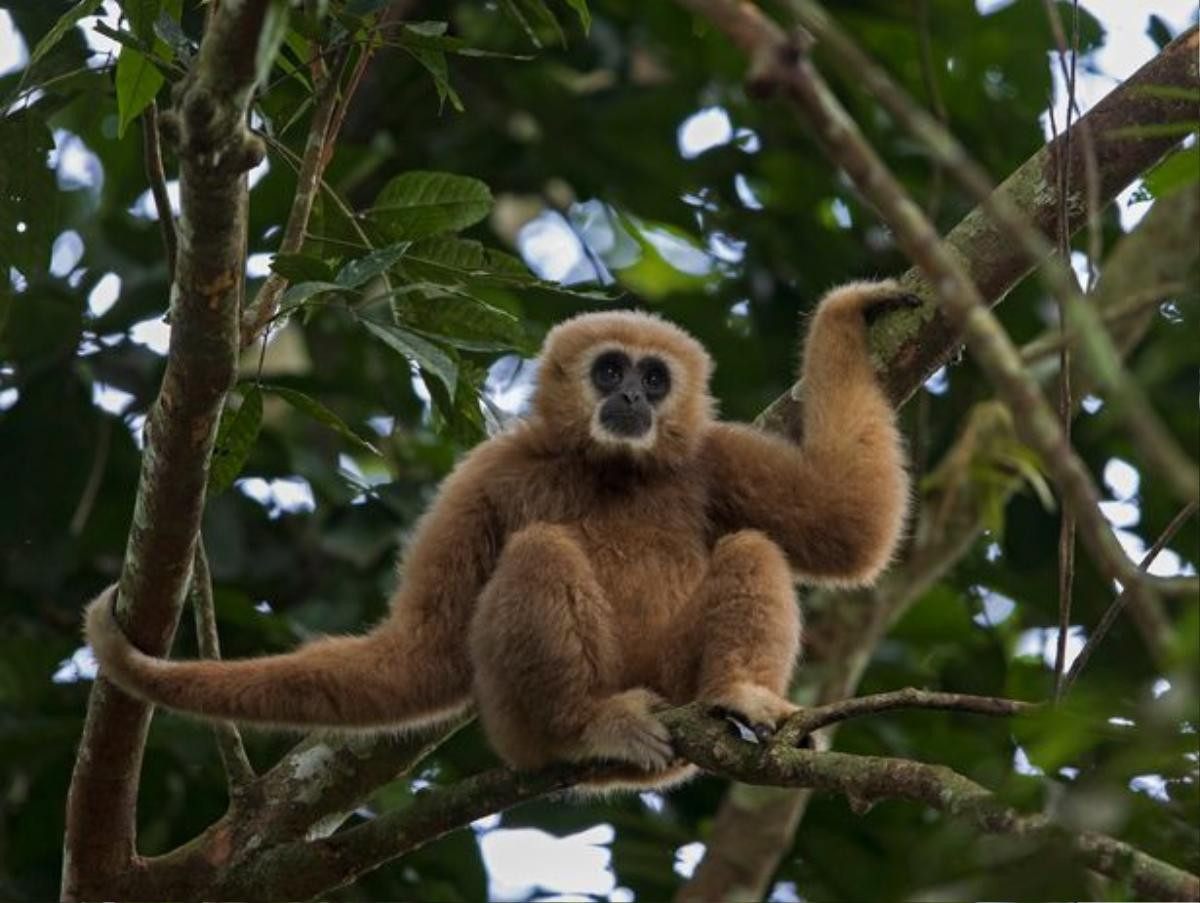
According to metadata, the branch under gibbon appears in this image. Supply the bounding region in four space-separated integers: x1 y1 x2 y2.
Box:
199 702 1196 903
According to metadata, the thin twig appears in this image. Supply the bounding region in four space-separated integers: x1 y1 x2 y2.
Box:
142 101 177 279
1042 0 1102 290
1063 501 1199 695
69 419 112 536
1042 0 1079 701
241 54 343 347
261 133 379 252
189 540 256 793
775 687 1034 747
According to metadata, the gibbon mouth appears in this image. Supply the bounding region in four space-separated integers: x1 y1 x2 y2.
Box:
599 404 653 439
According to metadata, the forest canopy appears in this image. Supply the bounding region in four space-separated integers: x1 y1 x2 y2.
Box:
0 1 1197 901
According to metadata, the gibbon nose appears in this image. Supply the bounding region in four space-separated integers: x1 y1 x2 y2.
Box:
620 388 644 405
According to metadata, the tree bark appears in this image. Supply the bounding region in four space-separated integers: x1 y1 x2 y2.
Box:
61 3 271 899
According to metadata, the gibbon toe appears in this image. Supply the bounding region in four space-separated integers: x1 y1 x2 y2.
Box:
574 688 675 771
862 289 923 324
821 279 922 322
84 584 127 665
703 682 798 739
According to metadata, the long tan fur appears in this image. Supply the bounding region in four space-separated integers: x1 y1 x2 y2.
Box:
84 283 910 785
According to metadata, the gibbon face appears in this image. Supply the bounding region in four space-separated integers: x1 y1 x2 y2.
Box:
530 311 714 467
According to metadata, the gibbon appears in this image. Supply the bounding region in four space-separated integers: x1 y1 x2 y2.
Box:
86 280 911 786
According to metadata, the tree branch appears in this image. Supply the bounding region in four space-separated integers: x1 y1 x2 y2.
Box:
155 704 1197 903
61 2 272 899
141 100 177 278
241 54 342 347
662 707 1200 903
743 20 1199 426
189 541 255 793
774 687 1034 747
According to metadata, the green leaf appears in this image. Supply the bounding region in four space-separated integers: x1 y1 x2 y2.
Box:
404 20 449 36
401 45 464 113
560 0 591 33
498 0 565 48
30 0 104 65
994 441 1055 512
270 253 336 284
335 243 411 288
262 385 381 456
398 237 534 287
389 23 533 60
122 0 162 42
369 171 493 240
256 0 291 90
361 319 458 397
1143 144 1199 198
280 280 346 307
208 387 263 497
394 287 532 353
115 46 165 138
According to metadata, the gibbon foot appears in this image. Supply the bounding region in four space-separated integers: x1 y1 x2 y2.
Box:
702 682 799 742
571 688 675 771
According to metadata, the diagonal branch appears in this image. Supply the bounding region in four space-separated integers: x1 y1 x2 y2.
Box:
748 20 1199 429
61 2 273 899
783 1 1198 506
683 0 1180 609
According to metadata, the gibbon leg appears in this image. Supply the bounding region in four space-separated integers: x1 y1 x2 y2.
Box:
687 529 801 735
469 523 674 772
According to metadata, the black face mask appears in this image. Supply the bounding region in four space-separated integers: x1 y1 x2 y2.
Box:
590 351 672 439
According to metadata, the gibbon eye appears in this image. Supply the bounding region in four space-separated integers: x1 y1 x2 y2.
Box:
591 351 630 394
639 357 671 400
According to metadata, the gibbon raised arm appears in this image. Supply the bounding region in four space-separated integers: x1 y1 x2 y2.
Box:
702 281 911 585
85 281 911 785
